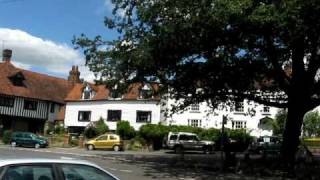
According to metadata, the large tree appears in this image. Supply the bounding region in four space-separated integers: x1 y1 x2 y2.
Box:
74 0 320 164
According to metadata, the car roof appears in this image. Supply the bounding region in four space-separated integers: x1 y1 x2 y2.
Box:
0 158 99 167
169 132 196 136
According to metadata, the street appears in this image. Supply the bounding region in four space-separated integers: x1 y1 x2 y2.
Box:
0 146 290 180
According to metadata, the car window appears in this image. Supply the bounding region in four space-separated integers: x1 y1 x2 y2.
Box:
23 134 32 139
3 165 54 180
169 135 177 140
179 135 193 141
61 164 116 180
109 135 117 140
96 135 108 141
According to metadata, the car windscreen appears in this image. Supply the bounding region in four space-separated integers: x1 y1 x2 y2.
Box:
169 135 177 140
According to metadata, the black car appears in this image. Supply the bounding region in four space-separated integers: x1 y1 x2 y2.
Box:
248 136 282 154
10 132 48 148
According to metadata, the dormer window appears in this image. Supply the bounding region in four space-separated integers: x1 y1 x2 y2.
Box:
82 84 96 100
139 84 153 99
109 84 122 99
9 72 25 87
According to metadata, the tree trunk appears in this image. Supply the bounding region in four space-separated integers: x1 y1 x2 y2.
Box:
281 99 307 165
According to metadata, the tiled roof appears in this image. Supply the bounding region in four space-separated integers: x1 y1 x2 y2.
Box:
65 82 160 101
0 61 73 104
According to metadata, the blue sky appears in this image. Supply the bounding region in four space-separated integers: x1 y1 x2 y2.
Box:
0 0 118 81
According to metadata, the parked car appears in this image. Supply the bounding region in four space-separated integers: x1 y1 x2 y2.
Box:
85 133 123 151
248 136 282 154
0 158 119 180
10 132 48 148
165 132 215 154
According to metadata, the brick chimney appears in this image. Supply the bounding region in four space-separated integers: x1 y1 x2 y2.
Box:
68 65 81 85
3 49 12 62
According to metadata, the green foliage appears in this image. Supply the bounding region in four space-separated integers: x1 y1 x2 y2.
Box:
138 124 169 150
84 117 109 139
273 109 287 136
2 130 12 144
116 121 136 140
303 111 320 137
95 117 109 135
54 125 65 135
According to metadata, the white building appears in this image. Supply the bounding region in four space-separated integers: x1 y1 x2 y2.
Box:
64 83 161 133
162 98 279 137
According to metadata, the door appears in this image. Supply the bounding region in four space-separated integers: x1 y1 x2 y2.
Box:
94 135 109 149
106 135 118 149
23 134 34 147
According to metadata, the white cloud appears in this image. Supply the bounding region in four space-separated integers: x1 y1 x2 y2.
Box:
0 28 95 82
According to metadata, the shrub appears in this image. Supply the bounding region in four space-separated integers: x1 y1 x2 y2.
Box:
54 125 65 135
116 121 136 140
2 130 12 144
139 124 169 150
95 117 109 135
83 117 109 139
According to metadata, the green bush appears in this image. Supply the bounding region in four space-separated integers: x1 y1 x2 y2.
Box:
2 130 12 144
95 117 109 135
54 125 65 135
139 124 169 150
84 117 109 139
116 121 136 140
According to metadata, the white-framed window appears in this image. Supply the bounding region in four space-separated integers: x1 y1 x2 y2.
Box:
235 102 244 112
136 111 152 123
190 104 200 111
232 121 246 129
82 84 96 100
107 110 122 122
78 111 91 122
188 119 202 127
139 84 153 99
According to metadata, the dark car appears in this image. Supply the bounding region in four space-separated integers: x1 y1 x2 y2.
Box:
10 132 48 148
248 136 282 154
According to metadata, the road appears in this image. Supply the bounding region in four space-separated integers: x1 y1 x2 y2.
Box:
0 146 289 180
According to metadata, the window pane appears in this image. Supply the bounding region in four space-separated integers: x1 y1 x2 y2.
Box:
78 111 91 122
136 111 151 123
107 110 121 122
4 165 54 180
61 164 116 180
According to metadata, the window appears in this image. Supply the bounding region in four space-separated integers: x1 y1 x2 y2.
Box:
3 165 54 180
136 111 152 123
232 121 247 129
50 103 55 113
0 96 14 107
110 90 121 99
61 164 116 180
9 72 25 87
109 135 117 140
139 84 153 99
24 100 38 110
96 135 108 141
235 102 244 112
78 111 91 122
263 106 270 113
190 104 200 111
82 84 95 100
107 110 121 122
188 119 202 127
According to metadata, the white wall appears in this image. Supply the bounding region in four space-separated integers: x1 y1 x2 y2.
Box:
162 99 279 137
64 100 161 131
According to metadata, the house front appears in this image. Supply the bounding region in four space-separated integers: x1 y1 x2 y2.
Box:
0 49 75 134
64 83 161 133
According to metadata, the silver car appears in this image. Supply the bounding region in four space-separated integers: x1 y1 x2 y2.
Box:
0 158 119 180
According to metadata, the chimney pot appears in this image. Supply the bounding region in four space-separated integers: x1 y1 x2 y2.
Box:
3 49 12 62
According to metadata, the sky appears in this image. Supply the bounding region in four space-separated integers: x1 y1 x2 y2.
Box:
0 0 119 81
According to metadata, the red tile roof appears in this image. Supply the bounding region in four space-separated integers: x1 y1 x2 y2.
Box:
0 61 73 104
65 82 160 101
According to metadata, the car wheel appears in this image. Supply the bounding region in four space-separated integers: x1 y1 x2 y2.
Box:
174 146 183 154
203 146 212 154
113 145 120 152
11 141 17 148
35 143 40 149
87 144 95 151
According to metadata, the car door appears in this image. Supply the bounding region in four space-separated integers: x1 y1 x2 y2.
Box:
23 134 34 147
2 164 56 180
94 135 109 149
106 135 118 149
